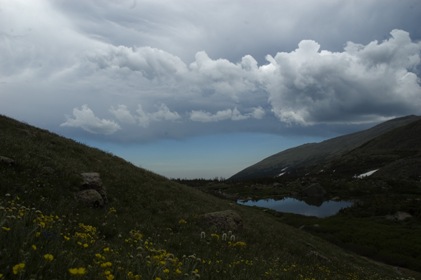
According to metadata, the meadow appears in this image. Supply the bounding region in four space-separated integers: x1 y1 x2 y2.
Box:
1 115 420 279
2 195 417 280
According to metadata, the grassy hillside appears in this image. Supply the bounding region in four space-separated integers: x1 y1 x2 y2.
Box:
230 115 421 180
0 115 419 279
194 119 421 274
327 119 421 179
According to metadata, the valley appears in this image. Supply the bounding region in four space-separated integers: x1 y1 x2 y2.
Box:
1 114 421 279
180 116 421 274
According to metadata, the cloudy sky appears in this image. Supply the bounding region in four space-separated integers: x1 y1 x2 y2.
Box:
1 0 421 179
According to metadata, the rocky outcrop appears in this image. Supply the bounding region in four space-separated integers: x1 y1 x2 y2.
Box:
75 172 108 207
0 156 15 165
201 210 243 231
75 189 104 208
80 172 108 204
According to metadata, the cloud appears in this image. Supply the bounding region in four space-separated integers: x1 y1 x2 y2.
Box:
190 107 265 122
109 105 136 124
86 46 188 80
135 104 181 127
110 104 181 128
61 105 121 135
190 108 244 122
264 29 421 125
250 107 266 119
6 28 421 141
1 0 421 143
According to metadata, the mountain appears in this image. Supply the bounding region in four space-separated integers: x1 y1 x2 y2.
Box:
2 114 414 279
230 115 421 180
325 117 421 179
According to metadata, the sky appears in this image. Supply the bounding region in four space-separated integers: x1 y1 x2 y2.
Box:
1 0 421 179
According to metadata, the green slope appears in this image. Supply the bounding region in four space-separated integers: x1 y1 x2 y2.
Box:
230 115 421 180
0 114 418 279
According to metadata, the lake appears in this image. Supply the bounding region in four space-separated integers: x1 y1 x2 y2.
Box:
238 197 353 218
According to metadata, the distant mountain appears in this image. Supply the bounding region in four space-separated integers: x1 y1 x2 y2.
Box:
230 115 421 180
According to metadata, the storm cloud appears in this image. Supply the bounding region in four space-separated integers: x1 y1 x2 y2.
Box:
1 0 421 143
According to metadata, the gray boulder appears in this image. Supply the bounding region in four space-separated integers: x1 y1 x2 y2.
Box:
201 210 243 231
75 189 104 208
81 172 108 204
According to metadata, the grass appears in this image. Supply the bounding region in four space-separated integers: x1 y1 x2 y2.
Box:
278 211 421 272
2 197 416 280
188 175 421 274
1 114 420 279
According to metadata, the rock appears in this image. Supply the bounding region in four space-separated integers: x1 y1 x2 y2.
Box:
75 189 104 208
201 210 243 231
81 172 102 187
0 156 15 165
301 183 326 198
81 172 108 204
385 211 413 221
394 211 412 221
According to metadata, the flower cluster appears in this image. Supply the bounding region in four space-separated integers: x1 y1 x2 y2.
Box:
1 197 415 280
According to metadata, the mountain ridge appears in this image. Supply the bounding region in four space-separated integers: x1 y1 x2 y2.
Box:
230 115 421 180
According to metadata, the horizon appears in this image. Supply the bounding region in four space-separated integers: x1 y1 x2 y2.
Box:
1 1 421 179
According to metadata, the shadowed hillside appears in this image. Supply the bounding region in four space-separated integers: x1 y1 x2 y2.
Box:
324 118 421 179
230 115 421 180
0 114 419 279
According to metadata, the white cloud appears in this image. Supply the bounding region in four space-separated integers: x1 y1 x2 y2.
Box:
109 105 136 124
189 107 263 122
61 105 121 135
151 104 181 122
135 104 181 127
250 107 266 119
263 29 421 125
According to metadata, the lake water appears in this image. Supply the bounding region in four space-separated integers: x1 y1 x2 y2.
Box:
238 197 353 218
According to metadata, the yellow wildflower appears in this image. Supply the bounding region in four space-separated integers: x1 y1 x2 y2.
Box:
31 244 37 250
44 254 54 262
163 268 170 274
1 227 11 231
229 241 247 247
95 253 105 260
103 247 111 253
12 263 25 275
192 268 200 278
127 271 142 279
101 262 112 268
210 233 220 240
178 219 187 225
104 270 115 280
68 267 87 276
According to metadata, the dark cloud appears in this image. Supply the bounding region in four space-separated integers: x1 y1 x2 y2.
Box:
1 0 420 143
